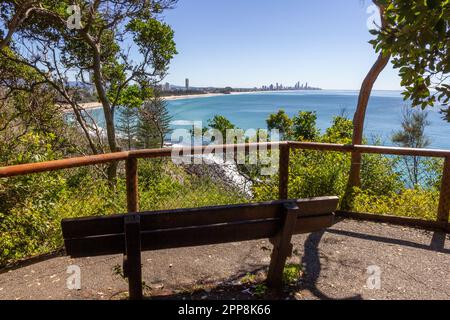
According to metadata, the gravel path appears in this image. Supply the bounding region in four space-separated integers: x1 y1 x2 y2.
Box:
0 218 449 300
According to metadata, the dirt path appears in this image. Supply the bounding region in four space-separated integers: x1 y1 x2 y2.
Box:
0 219 449 300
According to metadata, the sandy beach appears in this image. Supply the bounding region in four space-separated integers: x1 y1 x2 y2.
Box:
61 91 258 111
164 92 227 101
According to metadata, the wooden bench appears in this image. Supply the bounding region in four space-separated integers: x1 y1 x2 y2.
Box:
61 196 338 299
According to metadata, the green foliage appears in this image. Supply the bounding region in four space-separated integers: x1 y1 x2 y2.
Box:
283 264 302 286
423 158 444 190
253 115 402 206
392 108 430 149
360 153 403 196
292 111 320 141
253 284 268 298
1 0 179 160
0 174 123 265
117 106 139 150
392 108 432 187
323 116 354 143
239 272 267 298
266 110 349 143
115 84 152 110
266 109 293 139
353 188 439 221
0 101 444 269
207 115 236 140
0 158 245 267
240 273 258 285
137 94 172 148
372 0 450 118
126 17 178 74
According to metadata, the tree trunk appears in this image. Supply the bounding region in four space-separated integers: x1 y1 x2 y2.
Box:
348 52 390 188
71 103 99 155
85 39 119 184
347 1 390 190
0 2 36 50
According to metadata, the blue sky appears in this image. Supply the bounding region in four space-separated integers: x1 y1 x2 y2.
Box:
161 0 402 90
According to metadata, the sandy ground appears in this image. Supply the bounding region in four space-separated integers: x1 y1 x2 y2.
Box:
0 218 449 300
59 92 260 112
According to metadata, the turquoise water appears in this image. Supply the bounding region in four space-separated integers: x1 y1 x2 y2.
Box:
86 90 450 149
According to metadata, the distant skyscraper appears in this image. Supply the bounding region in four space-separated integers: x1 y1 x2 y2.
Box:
185 78 189 90
164 82 170 91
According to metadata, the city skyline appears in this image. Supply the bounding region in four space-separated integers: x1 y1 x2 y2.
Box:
161 80 320 90
162 0 403 91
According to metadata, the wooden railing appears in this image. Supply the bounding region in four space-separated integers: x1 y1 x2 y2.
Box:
0 141 449 232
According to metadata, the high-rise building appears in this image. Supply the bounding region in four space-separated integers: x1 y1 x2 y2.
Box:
185 78 189 90
164 82 170 91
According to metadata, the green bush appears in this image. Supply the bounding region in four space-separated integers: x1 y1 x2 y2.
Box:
0 159 246 266
253 116 402 205
0 112 445 267
353 188 439 221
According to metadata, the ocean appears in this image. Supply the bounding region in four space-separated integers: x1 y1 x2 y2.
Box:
85 90 450 149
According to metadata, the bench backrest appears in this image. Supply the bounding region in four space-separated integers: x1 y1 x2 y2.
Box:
61 196 338 258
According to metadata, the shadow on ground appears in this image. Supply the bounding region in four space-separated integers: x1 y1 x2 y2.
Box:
146 225 449 301
1 219 448 300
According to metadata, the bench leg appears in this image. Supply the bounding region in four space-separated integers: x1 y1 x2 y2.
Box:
267 202 298 291
124 215 143 300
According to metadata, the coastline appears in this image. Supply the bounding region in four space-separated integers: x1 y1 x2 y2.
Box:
60 91 258 111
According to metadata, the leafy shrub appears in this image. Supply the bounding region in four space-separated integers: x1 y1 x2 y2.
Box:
283 264 302 286
253 116 402 206
0 159 246 266
353 188 439 221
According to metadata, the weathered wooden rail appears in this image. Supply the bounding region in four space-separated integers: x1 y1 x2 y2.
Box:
0 141 449 232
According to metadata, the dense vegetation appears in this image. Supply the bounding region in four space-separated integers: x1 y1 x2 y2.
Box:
0 158 247 266
0 99 444 267
0 0 446 269
253 110 441 219
373 0 450 120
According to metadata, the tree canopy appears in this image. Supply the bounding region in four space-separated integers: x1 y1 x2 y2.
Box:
372 0 450 120
1 0 178 181
266 109 293 139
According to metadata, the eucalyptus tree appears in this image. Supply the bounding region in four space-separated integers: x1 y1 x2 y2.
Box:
0 1 42 50
348 0 450 193
1 0 178 181
348 0 391 189
371 0 450 120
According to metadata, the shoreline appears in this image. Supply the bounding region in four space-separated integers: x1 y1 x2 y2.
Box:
59 89 401 113
60 91 260 111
